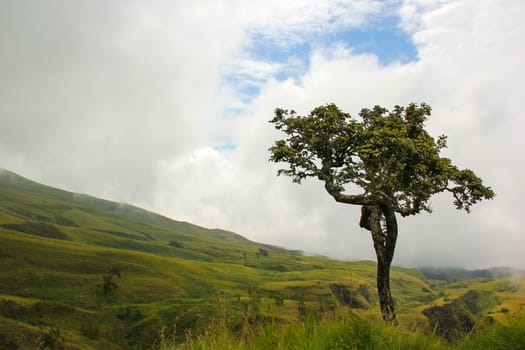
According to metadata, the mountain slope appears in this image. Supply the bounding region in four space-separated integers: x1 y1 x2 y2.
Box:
0 169 270 257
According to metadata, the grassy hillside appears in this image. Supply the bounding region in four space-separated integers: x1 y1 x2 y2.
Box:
0 169 262 250
0 169 524 349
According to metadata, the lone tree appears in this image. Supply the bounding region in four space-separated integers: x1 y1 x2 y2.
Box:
102 267 121 295
269 103 494 322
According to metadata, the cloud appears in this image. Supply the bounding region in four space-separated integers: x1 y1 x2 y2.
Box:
0 0 243 202
237 0 392 44
220 1 403 111
1 0 524 269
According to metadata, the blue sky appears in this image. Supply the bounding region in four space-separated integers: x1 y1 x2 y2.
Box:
330 18 418 64
223 13 418 111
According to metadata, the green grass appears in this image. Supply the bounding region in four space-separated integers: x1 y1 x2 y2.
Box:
456 310 525 350
153 310 525 350
155 310 447 350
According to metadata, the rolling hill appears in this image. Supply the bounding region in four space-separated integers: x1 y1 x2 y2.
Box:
0 169 523 349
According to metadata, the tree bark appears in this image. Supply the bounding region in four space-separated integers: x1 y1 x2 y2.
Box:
362 204 398 322
377 257 395 322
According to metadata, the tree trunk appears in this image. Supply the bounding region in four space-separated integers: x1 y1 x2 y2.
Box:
377 257 395 321
365 204 398 322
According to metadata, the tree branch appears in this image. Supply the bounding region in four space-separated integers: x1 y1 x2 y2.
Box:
323 180 372 205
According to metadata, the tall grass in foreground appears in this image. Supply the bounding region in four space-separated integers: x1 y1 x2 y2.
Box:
153 309 525 350
154 313 445 350
456 310 525 350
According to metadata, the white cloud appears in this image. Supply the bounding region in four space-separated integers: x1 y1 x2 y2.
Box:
237 0 392 44
0 0 243 202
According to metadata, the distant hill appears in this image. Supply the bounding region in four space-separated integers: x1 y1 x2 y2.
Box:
420 266 525 283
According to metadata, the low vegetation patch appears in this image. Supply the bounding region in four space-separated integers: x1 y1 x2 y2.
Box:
2 222 68 240
422 290 499 341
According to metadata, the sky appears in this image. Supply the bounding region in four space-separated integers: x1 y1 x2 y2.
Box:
1 0 524 269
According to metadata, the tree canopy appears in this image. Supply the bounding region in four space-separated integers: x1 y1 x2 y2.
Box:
269 103 494 216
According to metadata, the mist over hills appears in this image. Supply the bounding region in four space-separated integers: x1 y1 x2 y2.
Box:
419 266 525 283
